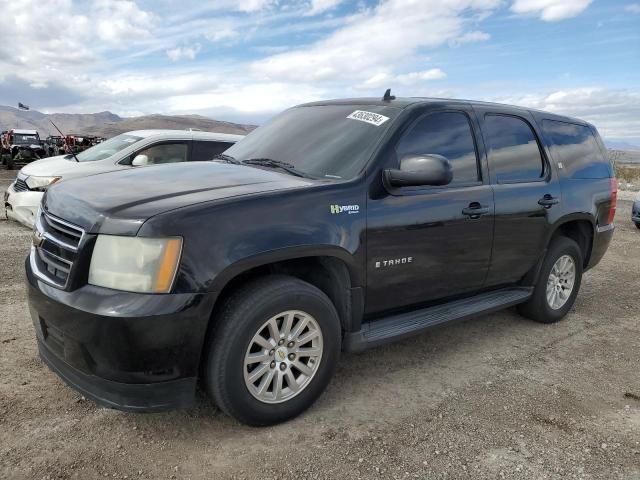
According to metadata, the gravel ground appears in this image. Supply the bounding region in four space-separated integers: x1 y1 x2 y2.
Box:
0 169 638 480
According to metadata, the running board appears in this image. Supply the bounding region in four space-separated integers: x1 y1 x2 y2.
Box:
343 287 533 352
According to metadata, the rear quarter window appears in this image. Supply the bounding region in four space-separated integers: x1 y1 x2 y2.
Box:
541 120 612 179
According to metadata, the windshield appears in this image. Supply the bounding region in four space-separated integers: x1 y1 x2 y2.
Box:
75 133 143 162
224 104 400 179
13 134 39 144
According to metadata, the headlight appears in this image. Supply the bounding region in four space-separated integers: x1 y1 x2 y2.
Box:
25 175 61 191
89 236 183 293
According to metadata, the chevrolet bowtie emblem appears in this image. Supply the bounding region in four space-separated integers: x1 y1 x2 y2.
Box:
278 350 286 360
32 230 44 248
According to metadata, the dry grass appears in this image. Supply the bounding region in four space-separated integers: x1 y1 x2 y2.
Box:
615 163 640 190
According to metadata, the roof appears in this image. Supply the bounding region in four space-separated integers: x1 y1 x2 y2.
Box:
12 129 38 135
297 96 588 126
124 129 245 142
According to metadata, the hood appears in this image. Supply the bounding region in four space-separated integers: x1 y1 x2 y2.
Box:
20 154 121 178
44 162 313 234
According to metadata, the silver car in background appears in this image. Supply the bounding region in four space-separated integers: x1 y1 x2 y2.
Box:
4 130 244 228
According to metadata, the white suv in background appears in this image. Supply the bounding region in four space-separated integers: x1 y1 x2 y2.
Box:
4 129 244 228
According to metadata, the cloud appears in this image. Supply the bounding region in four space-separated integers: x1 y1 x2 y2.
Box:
0 0 636 147
251 0 501 82
206 27 238 42
93 0 155 45
307 0 344 15
166 44 202 61
359 69 447 89
496 88 640 142
624 3 640 13
510 0 592 21
236 0 274 12
450 30 491 46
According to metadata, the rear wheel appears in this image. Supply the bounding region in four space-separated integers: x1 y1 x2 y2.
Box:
518 236 583 323
204 275 341 426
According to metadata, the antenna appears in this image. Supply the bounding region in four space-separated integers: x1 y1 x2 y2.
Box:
50 120 80 162
382 89 395 102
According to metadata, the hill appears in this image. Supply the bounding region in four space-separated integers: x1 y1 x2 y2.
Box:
0 106 254 138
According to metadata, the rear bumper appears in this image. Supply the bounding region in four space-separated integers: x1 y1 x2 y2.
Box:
587 223 615 270
26 258 218 411
4 185 42 228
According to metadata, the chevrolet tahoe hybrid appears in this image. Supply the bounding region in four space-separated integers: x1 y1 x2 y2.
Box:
26 96 616 426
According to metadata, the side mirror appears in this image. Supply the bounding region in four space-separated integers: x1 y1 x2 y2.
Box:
131 154 149 166
385 154 453 188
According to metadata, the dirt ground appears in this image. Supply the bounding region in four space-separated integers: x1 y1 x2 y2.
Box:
0 169 638 480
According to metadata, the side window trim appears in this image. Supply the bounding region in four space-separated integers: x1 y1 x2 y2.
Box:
394 109 483 190
483 113 550 185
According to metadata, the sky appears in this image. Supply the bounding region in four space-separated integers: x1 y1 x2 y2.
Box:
0 0 639 146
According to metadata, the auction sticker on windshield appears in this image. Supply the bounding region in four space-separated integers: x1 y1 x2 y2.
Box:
347 110 390 126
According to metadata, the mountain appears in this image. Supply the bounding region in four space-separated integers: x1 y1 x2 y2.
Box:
89 114 254 137
605 139 640 151
0 106 255 138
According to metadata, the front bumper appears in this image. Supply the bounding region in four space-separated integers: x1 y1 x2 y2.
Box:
26 258 217 411
5 184 42 228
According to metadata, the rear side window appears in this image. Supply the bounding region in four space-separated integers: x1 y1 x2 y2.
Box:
192 141 234 161
541 120 611 179
483 115 545 183
396 111 480 185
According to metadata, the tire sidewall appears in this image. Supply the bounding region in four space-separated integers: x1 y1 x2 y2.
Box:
208 280 341 425
534 238 583 322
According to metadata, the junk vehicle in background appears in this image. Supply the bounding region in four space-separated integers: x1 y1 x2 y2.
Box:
44 136 66 157
5 129 243 228
1 129 46 170
63 135 106 154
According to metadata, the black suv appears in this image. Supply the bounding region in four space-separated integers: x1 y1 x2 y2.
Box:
26 95 616 425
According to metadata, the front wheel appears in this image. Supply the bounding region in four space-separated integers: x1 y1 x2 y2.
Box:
204 275 341 426
518 236 583 323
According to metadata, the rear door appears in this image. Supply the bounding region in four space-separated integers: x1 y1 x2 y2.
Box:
365 107 494 314
475 107 562 286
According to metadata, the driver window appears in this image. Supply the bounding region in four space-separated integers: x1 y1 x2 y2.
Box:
396 112 480 184
136 143 188 165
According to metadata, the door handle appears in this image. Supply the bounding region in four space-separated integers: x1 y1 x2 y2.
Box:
462 202 490 218
538 195 559 208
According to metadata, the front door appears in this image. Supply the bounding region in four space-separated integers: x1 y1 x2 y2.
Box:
365 109 494 314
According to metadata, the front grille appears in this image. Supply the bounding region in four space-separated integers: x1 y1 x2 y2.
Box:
31 210 85 289
13 178 29 192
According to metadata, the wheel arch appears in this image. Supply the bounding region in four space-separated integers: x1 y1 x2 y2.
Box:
199 247 362 371
548 215 595 269
521 215 595 287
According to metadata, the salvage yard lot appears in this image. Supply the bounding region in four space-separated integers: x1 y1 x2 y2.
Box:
0 169 638 480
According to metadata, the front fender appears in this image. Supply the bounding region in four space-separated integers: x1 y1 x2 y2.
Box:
207 244 361 294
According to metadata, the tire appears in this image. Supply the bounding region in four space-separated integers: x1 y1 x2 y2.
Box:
635 222 640 230
518 236 583 324
204 275 341 426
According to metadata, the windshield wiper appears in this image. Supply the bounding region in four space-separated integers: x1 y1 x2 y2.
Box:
241 158 312 178
213 153 241 164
